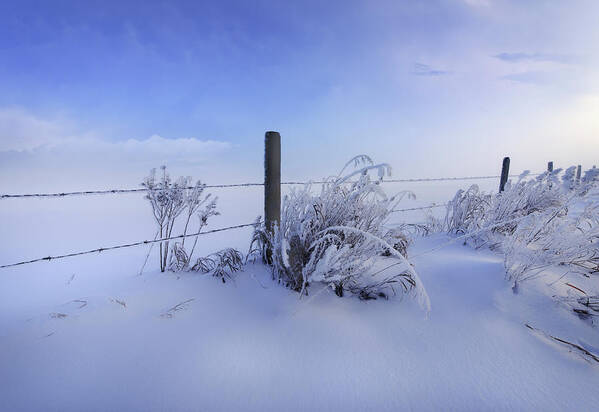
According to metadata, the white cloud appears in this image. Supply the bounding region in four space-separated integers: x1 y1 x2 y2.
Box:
43 134 232 165
0 107 231 162
0 108 234 191
0 108 67 151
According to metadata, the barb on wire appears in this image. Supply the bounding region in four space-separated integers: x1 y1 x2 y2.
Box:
1 173 541 199
0 222 260 270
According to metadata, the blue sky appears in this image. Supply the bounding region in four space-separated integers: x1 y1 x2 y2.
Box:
1 0 598 186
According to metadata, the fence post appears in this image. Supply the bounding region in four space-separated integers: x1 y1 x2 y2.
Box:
264 131 281 251
499 157 510 192
576 165 582 182
547 161 554 172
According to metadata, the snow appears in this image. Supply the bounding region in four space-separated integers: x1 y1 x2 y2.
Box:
1 184 598 411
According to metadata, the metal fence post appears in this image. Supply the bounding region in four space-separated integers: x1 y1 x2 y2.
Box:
576 165 582 182
264 131 281 236
547 161 554 172
499 157 510 192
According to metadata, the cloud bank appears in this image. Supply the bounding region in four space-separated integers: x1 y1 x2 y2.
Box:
0 107 231 159
0 108 234 191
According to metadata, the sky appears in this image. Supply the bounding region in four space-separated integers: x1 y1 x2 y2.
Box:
1 0 598 190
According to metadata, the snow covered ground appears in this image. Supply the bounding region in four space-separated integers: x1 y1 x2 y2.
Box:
1 182 598 411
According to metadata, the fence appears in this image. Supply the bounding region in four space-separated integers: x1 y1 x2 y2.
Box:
1 131 561 270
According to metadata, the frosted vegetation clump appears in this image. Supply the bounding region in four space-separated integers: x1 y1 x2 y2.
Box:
503 201 599 286
444 170 565 248
444 166 599 317
142 166 242 280
249 155 430 311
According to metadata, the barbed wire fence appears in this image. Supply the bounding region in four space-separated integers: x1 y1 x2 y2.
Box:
0 175 535 199
0 222 260 269
0 133 553 271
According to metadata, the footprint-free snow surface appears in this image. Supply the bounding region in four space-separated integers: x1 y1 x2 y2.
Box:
1 234 598 411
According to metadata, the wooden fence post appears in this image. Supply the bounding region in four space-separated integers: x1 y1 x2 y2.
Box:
499 157 510 192
264 131 281 237
576 165 582 182
547 161 554 172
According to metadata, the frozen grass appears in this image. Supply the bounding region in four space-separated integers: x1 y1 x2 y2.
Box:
251 155 429 307
443 168 599 321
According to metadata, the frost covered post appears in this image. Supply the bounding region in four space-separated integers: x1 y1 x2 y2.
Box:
547 161 554 172
264 131 281 261
499 157 510 192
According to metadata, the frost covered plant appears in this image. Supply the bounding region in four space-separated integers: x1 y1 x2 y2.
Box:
191 248 244 282
247 216 270 263
444 184 492 237
177 194 219 269
250 155 430 310
143 167 187 272
580 166 599 195
421 209 445 235
444 170 566 248
561 166 577 191
444 166 599 300
485 170 565 240
504 202 599 288
142 166 219 272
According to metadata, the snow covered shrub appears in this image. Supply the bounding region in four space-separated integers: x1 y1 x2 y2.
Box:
192 248 244 282
249 155 430 310
247 216 270 263
440 166 599 321
580 166 599 195
444 166 599 299
561 166 577 191
486 170 565 238
498 168 598 279
444 171 566 248
142 166 219 272
503 202 599 288
444 184 491 236
422 209 445 234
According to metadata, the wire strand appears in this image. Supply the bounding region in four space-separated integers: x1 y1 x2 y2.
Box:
0 173 540 199
0 222 259 270
390 203 448 213
0 183 264 199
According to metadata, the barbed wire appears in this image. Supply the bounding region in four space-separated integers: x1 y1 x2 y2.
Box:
0 188 564 271
0 183 264 199
390 203 448 213
0 173 540 199
384 175 500 183
285 173 540 185
0 222 259 270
